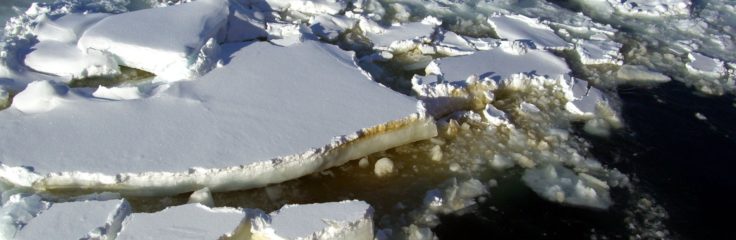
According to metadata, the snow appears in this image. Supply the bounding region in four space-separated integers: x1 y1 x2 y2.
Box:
565 79 607 118
92 86 144 100
251 200 374 240
10 80 66 114
310 15 357 41
687 52 726 77
16 199 130 240
430 47 571 83
574 35 623 65
522 164 612 209
224 2 268 43
33 13 110 43
0 194 48 239
0 40 436 195
363 17 439 52
116 203 247 240
77 0 229 80
244 0 347 15
487 14 571 51
24 41 120 79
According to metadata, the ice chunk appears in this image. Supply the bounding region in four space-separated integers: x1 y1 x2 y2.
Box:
244 0 347 15
565 79 607 118
24 41 120 79
34 13 110 43
364 17 439 52
487 14 571 51
686 52 726 77
0 87 9 109
251 200 374 240
374 157 395 177
615 65 671 83
11 80 66 114
433 47 570 83
16 199 130 240
224 2 268 42
603 0 691 16
574 35 623 65
77 0 229 80
0 40 436 195
117 203 247 239
522 164 612 209
187 187 215 207
92 86 144 100
0 194 49 239
310 15 357 41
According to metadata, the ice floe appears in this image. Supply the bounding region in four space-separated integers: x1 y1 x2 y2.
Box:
0 40 436 196
117 203 247 239
77 0 229 80
487 14 571 52
363 17 439 52
24 40 120 79
251 200 374 240
686 52 727 77
522 164 612 209
16 199 130 240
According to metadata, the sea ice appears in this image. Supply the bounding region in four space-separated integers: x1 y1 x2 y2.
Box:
77 0 229 80
487 14 571 52
686 52 727 77
0 194 48 239
24 41 120 79
15 199 130 240
522 164 612 209
603 0 691 16
251 200 374 240
116 203 247 240
574 34 623 65
363 17 439 52
0 40 436 196
33 13 110 43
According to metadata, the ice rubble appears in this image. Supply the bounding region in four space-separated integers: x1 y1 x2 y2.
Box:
522 164 612 209
363 17 440 52
24 40 120 79
686 52 727 77
0 40 436 195
77 0 229 80
602 0 691 17
117 203 247 239
16 199 130 240
251 200 374 240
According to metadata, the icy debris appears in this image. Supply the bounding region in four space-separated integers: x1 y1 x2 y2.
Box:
117 203 247 240
686 52 727 77
603 0 691 16
0 40 436 195
574 34 623 65
358 158 370 168
363 17 439 52
24 41 120 79
77 0 229 80
0 194 48 238
423 178 487 215
187 187 215 207
11 80 66 114
522 164 612 209
33 13 110 43
433 30 477 54
265 22 304 46
251 200 374 240
615 65 672 83
565 79 607 118
16 199 130 240
429 145 442 162
487 14 571 51
374 157 395 177
92 86 144 100
246 0 346 16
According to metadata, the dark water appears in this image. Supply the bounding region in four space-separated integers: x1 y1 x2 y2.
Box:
434 81 736 239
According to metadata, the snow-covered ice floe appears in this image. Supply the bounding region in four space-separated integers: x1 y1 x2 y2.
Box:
487 14 571 53
116 203 248 239
0 39 437 196
601 0 691 17
251 200 374 240
686 52 727 77
15 199 130 240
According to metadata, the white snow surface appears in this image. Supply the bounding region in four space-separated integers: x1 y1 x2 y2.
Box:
252 200 374 240
604 0 691 16
364 18 439 52
16 199 130 240
487 14 571 51
0 40 432 195
33 13 110 43
24 41 120 79
687 52 726 76
77 0 229 80
117 203 246 240
431 47 571 83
